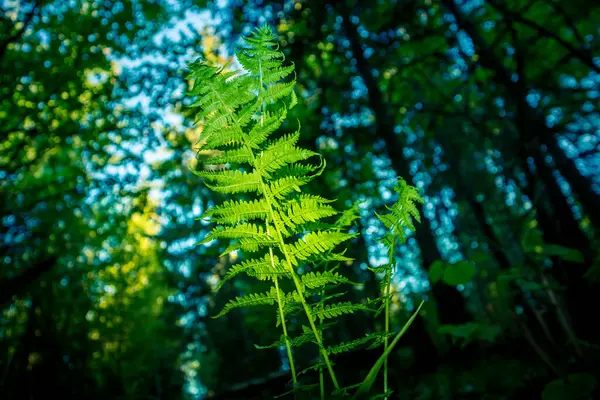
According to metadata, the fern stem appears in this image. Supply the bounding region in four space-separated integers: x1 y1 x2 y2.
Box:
383 239 395 399
272 272 297 384
319 358 325 400
318 288 326 400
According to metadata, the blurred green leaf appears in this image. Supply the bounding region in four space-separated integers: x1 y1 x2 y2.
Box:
542 373 597 400
429 260 445 284
443 261 476 286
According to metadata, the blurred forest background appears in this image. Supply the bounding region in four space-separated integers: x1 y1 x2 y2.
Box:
1 0 599 399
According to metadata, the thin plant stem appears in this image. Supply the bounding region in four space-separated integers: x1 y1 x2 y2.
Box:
318 286 327 400
272 259 297 384
383 238 395 399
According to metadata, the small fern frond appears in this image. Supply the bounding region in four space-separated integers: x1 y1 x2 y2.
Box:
267 176 306 200
216 254 288 291
376 178 424 244
247 110 287 148
326 332 392 355
204 147 253 166
213 289 280 318
256 130 318 176
254 332 313 350
313 301 371 322
219 235 279 256
286 231 358 266
203 199 269 225
195 169 261 195
279 197 338 231
200 223 271 245
301 271 357 290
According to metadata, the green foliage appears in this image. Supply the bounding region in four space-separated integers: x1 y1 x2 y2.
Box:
438 323 502 348
542 373 597 400
187 24 425 397
429 260 477 286
187 24 379 392
376 178 424 246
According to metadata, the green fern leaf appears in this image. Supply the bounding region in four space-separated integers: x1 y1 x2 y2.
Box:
256 130 318 176
204 147 253 166
200 223 272 245
213 289 279 318
203 199 269 225
247 110 286 148
376 178 424 244
313 301 371 322
286 231 358 266
219 235 279 256
326 332 393 355
279 197 338 231
216 254 288 291
196 170 261 194
301 271 357 290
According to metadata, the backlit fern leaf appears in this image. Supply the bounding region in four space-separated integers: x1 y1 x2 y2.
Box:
376 178 424 245
301 271 357 290
313 301 371 322
286 231 358 266
279 197 338 232
327 332 392 355
256 130 318 176
194 170 261 194
200 223 272 245
203 199 269 225
215 254 276 291
213 289 280 318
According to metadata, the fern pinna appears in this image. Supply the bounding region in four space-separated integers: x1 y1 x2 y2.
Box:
187 25 367 392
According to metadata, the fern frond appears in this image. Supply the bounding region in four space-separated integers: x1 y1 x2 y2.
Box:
264 80 296 103
267 176 306 200
204 147 253 166
334 201 362 229
203 199 269 225
376 178 424 243
213 289 280 318
313 301 371 322
256 130 318 176
188 24 363 391
200 223 272 245
326 332 391 355
219 235 279 256
277 198 338 236
301 271 357 290
196 170 261 194
216 254 288 291
286 231 358 266
247 110 286 148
